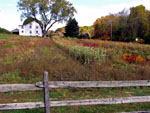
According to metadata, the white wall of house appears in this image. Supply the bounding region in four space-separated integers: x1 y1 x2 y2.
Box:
19 21 42 37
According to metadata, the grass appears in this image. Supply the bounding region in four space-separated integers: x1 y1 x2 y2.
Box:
0 35 150 112
0 34 15 40
2 43 21 48
1 87 150 113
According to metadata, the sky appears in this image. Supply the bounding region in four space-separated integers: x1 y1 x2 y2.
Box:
0 0 150 31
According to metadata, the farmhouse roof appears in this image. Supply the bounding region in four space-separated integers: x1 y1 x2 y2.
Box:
23 17 42 26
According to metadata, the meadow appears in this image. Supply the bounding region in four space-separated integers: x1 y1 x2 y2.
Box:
0 34 150 113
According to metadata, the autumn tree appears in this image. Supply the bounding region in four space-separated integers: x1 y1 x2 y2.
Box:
18 0 76 37
79 26 94 38
65 18 79 37
93 5 150 43
94 16 110 39
93 15 117 40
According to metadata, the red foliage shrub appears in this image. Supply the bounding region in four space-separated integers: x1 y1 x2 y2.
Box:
123 53 146 64
82 42 99 47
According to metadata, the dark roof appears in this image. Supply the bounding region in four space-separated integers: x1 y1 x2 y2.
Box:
12 28 19 33
23 17 42 26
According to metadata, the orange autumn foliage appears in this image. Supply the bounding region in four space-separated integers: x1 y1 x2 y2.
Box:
123 53 146 64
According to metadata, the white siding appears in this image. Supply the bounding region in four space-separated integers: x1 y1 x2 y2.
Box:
19 21 42 37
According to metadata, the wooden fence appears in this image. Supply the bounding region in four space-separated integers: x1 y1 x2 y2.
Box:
0 72 150 113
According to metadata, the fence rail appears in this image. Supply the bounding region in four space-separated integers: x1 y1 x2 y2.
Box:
36 80 150 88
1 80 150 93
1 96 150 111
0 72 150 113
120 111 150 113
0 84 41 93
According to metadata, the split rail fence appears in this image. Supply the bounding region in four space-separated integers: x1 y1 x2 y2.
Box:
0 72 150 113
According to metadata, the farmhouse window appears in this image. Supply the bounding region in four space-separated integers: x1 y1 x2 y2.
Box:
21 26 24 29
30 26 32 29
36 26 38 29
30 31 32 34
36 31 38 34
22 31 24 33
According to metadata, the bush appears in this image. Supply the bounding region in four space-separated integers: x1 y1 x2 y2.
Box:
144 34 150 44
123 37 136 42
79 32 90 39
0 27 11 34
123 53 146 64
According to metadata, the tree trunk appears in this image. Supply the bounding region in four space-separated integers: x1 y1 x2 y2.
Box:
42 30 47 37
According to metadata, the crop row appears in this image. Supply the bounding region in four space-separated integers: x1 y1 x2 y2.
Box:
53 37 107 64
53 37 150 65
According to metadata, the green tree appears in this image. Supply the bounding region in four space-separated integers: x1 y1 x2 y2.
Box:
65 18 79 37
146 10 150 35
143 10 150 44
18 0 76 37
128 5 149 39
113 9 129 41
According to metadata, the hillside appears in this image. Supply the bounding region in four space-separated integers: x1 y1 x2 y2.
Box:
0 27 11 34
0 35 150 113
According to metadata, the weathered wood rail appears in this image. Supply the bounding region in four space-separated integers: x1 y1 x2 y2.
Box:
120 111 150 113
0 73 150 113
36 80 150 88
1 80 150 93
1 96 150 111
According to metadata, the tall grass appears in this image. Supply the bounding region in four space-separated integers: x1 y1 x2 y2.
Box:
69 45 106 64
53 37 106 64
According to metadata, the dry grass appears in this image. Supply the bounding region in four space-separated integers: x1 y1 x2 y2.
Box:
0 36 150 83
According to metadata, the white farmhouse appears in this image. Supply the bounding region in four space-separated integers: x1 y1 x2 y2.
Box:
19 21 42 37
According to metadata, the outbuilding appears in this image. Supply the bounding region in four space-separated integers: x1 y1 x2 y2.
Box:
11 28 19 35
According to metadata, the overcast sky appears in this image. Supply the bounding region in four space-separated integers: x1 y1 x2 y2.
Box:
0 0 150 31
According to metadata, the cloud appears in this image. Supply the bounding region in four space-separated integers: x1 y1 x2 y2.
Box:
74 5 106 26
51 0 150 30
8 4 14 7
1 0 150 31
0 12 21 31
51 23 66 30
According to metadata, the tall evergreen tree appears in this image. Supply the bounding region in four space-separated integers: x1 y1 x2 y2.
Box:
65 18 79 37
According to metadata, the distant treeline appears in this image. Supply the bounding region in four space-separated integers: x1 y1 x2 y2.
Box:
93 5 150 44
50 5 150 44
0 27 11 34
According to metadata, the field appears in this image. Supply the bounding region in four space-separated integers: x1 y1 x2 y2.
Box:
0 34 150 113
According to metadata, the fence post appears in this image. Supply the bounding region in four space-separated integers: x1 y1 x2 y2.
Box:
43 71 50 113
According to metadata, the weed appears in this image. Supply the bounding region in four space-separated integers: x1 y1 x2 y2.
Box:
2 43 20 48
1 71 21 83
